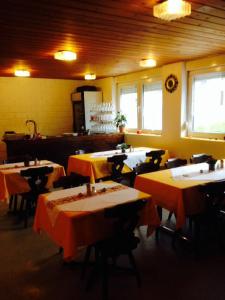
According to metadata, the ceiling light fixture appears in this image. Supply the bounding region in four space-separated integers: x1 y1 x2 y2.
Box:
84 73 96 80
14 69 30 77
54 50 77 61
153 0 191 21
139 58 157 68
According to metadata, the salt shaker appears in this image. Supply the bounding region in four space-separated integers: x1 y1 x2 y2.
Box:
91 186 97 194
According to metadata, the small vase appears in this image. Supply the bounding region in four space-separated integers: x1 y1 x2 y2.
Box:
119 126 125 133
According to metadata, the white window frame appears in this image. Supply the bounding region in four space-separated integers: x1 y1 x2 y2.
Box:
117 82 139 132
117 78 163 135
188 66 225 139
141 79 163 135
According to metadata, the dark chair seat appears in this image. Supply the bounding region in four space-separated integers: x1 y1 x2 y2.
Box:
190 153 212 164
53 172 90 189
165 158 187 169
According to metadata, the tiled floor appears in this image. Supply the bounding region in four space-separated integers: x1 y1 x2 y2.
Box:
1 201 225 300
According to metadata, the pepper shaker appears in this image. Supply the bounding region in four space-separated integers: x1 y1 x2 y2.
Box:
86 183 91 195
220 159 224 169
34 157 38 166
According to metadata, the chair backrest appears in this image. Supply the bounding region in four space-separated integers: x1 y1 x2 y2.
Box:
190 153 212 164
165 158 187 169
107 154 128 181
199 180 225 211
20 166 53 195
6 154 33 164
53 172 90 189
104 199 147 239
134 150 165 175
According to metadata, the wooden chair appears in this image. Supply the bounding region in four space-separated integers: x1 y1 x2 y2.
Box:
131 150 165 187
193 180 225 251
5 154 33 213
134 150 165 175
83 199 147 300
20 166 53 227
53 172 90 189
165 158 187 169
190 153 212 164
107 154 129 184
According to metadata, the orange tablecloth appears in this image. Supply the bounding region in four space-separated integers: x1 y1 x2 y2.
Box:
67 147 169 183
0 160 65 201
134 163 225 229
34 181 160 260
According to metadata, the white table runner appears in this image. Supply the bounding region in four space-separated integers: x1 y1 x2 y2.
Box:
45 182 147 226
171 163 225 181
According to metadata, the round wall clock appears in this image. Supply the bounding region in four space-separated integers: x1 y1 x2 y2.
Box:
165 74 178 93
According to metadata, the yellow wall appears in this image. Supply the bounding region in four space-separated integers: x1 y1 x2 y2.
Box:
0 77 85 136
1 54 225 162
97 54 225 161
0 77 85 160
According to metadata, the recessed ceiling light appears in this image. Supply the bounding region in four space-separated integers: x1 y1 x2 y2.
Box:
139 58 157 68
14 70 30 77
54 50 77 61
84 73 96 80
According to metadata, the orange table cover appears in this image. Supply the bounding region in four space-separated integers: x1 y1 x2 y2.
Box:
33 182 160 260
67 147 169 183
134 163 225 229
0 161 65 201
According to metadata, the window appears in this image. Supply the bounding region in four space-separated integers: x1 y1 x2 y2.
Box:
188 71 225 138
119 85 138 129
118 80 163 134
143 82 162 131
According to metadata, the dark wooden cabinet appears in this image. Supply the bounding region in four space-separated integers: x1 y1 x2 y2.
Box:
71 91 102 132
4 134 124 169
73 101 85 132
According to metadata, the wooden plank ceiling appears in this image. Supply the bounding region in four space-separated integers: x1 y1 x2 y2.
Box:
0 0 225 79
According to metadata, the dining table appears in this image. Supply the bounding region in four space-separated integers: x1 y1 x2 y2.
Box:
67 147 169 183
0 160 65 201
33 181 160 260
134 161 225 229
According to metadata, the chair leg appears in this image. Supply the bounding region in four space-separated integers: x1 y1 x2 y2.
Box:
128 251 141 288
8 195 13 211
58 247 63 254
101 253 109 300
8 195 18 212
81 245 92 279
23 198 31 228
157 206 162 221
86 247 100 291
167 211 173 221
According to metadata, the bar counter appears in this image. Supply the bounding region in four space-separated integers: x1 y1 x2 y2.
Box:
4 133 125 169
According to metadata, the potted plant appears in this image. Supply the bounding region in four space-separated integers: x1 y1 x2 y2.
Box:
114 111 127 133
116 142 130 153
